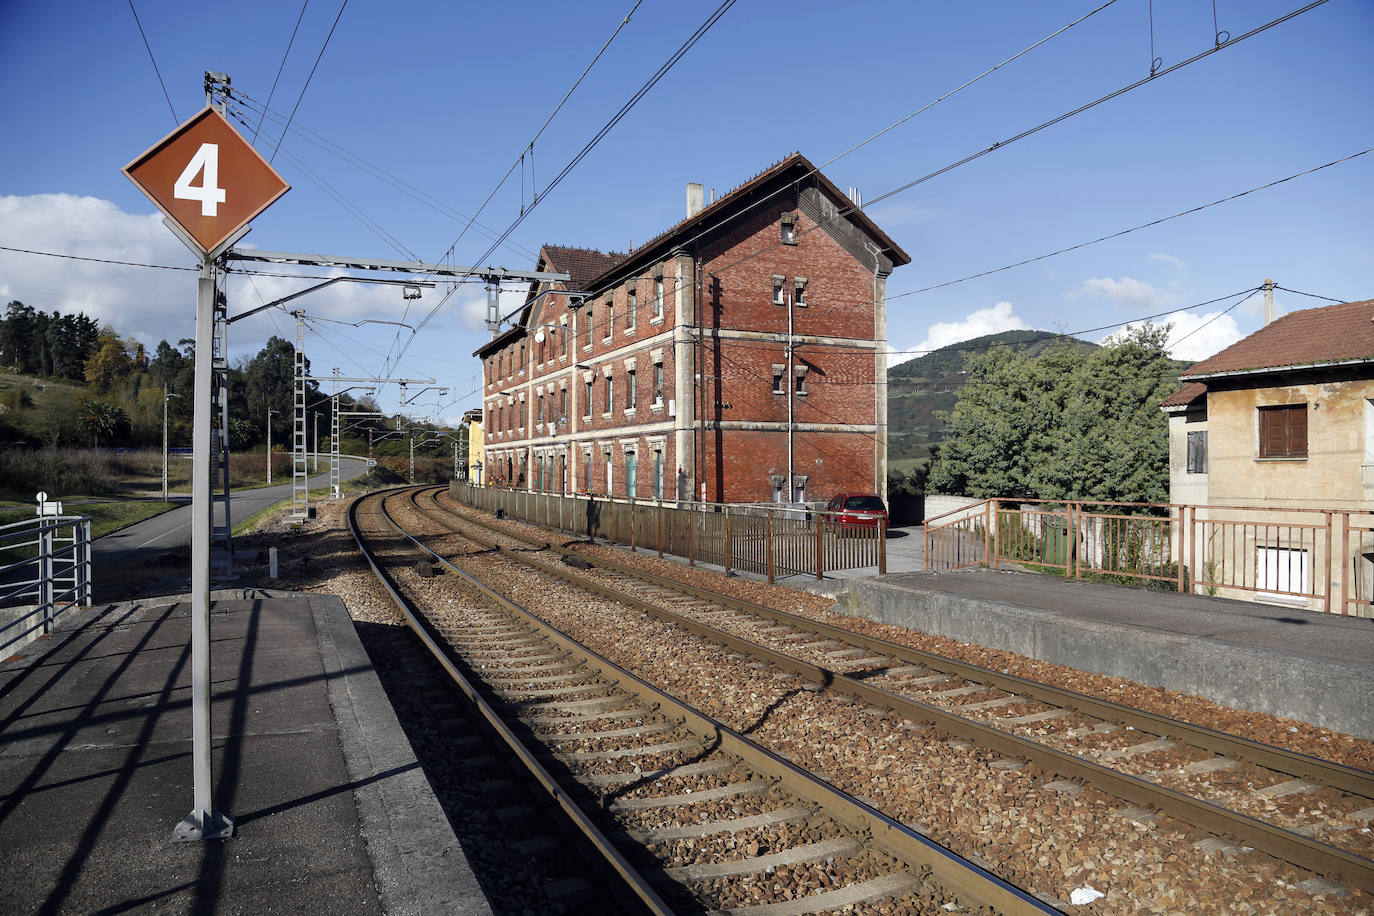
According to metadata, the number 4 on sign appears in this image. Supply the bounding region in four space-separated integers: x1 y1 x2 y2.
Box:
173 143 227 217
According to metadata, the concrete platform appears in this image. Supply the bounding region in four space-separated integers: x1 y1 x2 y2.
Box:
835 568 1374 740
0 592 493 915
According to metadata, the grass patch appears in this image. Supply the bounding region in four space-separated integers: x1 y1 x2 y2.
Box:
0 500 177 539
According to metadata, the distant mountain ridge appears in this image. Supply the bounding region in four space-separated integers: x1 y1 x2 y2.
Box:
886 329 1099 467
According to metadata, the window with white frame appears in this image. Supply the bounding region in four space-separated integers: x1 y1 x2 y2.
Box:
653 448 663 498
584 306 593 349
625 449 637 496
627 368 636 409
627 285 636 328
584 379 593 418
604 297 614 339
604 374 613 414
654 276 664 319
604 452 613 494
653 362 664 404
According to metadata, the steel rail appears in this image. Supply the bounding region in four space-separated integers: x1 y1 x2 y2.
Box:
377 487 1059 915
348 488 677 916
434 489 1374 793
421 488 1374 895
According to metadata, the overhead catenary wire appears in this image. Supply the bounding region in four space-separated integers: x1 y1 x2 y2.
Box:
126 0 177 124
388 0 739 378
703 0 1334 285
252 0 311 144
270 0 349 164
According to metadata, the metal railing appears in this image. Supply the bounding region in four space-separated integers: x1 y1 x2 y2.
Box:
0 514 94 652
924 497 1374 615
450 483 886 581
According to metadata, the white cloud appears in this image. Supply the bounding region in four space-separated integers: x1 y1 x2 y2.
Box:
1070 276 1163 311
1148 252 1188 271
866 201 936 227
0 193 195 343
895 301 1028 363
1116 310 1244 362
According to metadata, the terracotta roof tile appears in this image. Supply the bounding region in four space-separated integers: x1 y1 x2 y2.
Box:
1160 381 1206 409
539 245 626 291
1181 298 1374 378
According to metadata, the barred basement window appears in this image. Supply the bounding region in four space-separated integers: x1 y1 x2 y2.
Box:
1186 430 1207 474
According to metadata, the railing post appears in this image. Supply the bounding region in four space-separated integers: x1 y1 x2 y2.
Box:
1176 504 1186 593
989 499 1000 570
1324 510 1333 613
807 516 818 579
878 517 887 575
1340 511 1350 615
766 511 775 584
723 507 733 576
39 521 54 634
688 508 696 567
77 519 92 606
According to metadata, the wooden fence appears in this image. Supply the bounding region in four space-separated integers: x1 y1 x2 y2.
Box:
450 483 885 582
924 497 1374 615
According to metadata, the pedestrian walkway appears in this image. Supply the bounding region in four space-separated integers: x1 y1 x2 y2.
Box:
0 591 492 915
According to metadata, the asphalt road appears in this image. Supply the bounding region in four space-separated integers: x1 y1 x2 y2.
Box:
93 458 369 581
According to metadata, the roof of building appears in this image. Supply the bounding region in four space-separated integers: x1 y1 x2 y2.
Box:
1160 381 1207 410
538 244 627 292
1180 298 1374 379
587 151 911 287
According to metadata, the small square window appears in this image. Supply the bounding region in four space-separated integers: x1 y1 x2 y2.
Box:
794 277 807 307
772 275 785 306
1259 404 1306 458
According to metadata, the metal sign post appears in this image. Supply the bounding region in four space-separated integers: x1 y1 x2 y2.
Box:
123 77 289 843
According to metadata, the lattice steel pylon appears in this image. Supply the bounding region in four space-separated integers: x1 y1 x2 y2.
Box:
291 311 310 518
330 369 342 498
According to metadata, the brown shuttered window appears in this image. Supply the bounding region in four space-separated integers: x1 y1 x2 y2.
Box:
1258 404 1307 458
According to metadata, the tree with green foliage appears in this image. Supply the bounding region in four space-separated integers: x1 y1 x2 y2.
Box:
927 323 1178 503
79 400 131 447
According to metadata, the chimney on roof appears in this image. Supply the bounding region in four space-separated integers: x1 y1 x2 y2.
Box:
847 186 863 208
1263 278 1275 326
710 188 716 204
687 182 704 218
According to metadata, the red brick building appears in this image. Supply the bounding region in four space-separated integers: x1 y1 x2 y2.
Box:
476 152 910 504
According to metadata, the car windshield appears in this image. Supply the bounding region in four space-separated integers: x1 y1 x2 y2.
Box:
844 496 884 511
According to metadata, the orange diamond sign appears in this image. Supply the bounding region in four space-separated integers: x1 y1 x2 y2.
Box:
124 105 289 256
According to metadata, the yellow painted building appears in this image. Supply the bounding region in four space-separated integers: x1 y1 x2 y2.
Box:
463 408 484 484
1163 298 1374 615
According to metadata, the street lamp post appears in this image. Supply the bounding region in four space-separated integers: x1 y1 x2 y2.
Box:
266 408 278 484
163 386 182 502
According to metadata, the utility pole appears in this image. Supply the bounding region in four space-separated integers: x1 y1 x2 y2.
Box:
1264 278 1275 326
162 387 181 502
313 412 319 472
266 408 277 484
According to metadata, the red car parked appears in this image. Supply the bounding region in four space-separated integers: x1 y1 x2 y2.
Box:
824 493 888 528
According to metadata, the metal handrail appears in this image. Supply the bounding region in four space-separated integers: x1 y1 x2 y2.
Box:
0 513 93 653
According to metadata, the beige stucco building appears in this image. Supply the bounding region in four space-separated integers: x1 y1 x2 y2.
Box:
1162 298 1374 615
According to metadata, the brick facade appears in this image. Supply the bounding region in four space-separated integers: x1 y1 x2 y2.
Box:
476 153 910 505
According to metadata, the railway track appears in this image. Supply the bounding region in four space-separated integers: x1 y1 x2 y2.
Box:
351 487 1055 915
415 486 1374 907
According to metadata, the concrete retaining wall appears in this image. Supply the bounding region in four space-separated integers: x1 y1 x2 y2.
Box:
838 576 1374 740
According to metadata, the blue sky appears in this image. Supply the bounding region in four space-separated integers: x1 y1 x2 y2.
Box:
2 0 1371 423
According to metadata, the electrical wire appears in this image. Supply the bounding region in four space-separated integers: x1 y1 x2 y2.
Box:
889 145 1374 301
253 0 311 144
0 245 196 271
127 0 177 124
1273 286 1348 304
389 0 738 378
270 0 349 164
704 0 1333 284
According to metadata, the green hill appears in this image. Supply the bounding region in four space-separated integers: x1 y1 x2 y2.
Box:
887 330 1098 469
